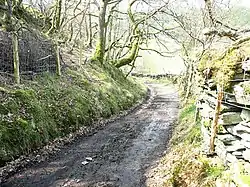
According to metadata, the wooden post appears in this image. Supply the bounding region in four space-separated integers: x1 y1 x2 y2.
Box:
209 84 223 154
12 31 20 84
55 39 61 76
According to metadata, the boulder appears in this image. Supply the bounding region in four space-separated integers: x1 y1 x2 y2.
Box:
219 112 242 126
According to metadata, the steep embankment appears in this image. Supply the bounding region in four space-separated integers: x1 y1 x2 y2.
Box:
2 83 179 187
0 62 146 167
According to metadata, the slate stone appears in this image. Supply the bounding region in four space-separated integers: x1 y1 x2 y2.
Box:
232 151 243 156
219 112 242 126
226 152 238 163
217 134 240 144
226 123 250 142
241 109 250 122
234 83 250 105
225 141 246 152
242 141 250 149
243 150 250 162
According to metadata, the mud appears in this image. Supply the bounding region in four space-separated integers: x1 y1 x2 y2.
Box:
1 83 179 187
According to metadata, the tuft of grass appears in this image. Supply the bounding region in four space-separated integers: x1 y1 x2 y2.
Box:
0 62 146 166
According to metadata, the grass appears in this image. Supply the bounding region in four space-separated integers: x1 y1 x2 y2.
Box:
158 101 225 187
0 62 147 166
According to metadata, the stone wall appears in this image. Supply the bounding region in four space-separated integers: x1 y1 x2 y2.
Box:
197 60 250 165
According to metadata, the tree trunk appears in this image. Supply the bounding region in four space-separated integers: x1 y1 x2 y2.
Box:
92 1 108 63
87 2 92 48
12 31 20 84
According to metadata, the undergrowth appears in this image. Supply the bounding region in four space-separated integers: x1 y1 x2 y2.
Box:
161 101 225 187
0 62 146 166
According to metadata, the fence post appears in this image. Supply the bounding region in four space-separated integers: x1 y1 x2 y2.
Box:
209 84 223 154
55 39 61 76
12 31 20 84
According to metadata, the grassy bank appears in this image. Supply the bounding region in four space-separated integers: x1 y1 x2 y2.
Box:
157 101 225 187
0 62 146 166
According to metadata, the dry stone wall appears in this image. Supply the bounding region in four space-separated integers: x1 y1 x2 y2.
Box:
197 60 250 165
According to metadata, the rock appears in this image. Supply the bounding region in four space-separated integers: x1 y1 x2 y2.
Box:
242 59 250 72
242 122 250 128
201 124 211 152
226 123 250 142
217 134 240 144
243 150 250 162
81 161 89 165
215 140 227 160
86 157 93 161
242 141 250 149
234 83 250 105
199 103 214 118
225 141 246 152
232 151 243 156
241 109 250 122
199 92 239 113
236 123 250 133
219 112 242 126
226 152 238 163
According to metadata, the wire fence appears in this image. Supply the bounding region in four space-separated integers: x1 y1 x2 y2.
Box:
0 30 56 83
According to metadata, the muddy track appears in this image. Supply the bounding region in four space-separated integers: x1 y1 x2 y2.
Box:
1 83 179 187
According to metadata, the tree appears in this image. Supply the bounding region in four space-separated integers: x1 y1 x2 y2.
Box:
1 0 22 84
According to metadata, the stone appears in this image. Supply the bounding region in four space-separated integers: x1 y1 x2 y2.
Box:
242 59 250 72
234 83 250 105
242 141 250 149
199 93 239 112
199 103 214 119
81 161 89 165
242 122 250 128
232 151 243 156
215 139 227 160
243 150 250 162
219 112 242 126
225 141 246 152
226 152 238 163
236 123 250 133
241 109 250 122
86 157 93 161
217 134 240 144
226 123 250 142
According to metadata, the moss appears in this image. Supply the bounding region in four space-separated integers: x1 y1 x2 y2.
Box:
199 48 244 89
91 41 104 64
0 63 146 166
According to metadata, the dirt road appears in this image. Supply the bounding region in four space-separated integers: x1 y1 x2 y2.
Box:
2 83 179 187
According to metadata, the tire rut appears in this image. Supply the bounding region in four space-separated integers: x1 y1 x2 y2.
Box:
1 83 179 187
